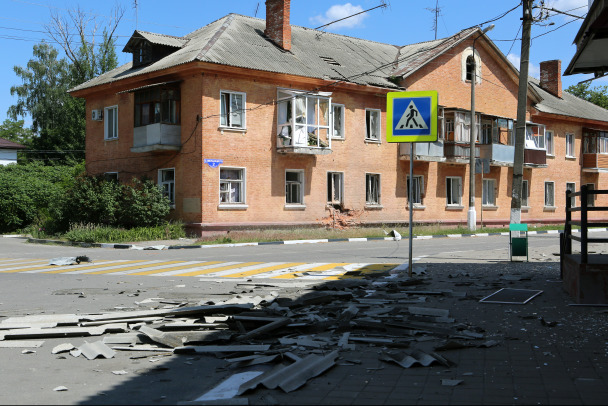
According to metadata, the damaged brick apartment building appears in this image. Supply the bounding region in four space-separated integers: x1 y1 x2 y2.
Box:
69 0 608 235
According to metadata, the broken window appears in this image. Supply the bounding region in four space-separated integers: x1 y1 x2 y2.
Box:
220 168 245 204
454 112 470 143
522 180 529 207
134 42 152 66
327 172 344 205
494 118 514 145
466 55 475 81
544 181 555 207
480 119 493 144
482 178 495 206
366 109 380 141
158 168 175 206
104 105 118 140
134 85 180 127
525 123 546 150
407 175 424 205
546 130 555 155
566 182 576 208
332 104 345 139
277 89 331 148
285 170 304 205
220 91 246 129
366 173 380 205
446 177 462 206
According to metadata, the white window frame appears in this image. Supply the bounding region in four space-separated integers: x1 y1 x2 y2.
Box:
220 90 246 129
365 109 381 142
482 178 496 206
462 47 482 84
407 175 424 206
544 181 555 208
158 168 175 207
332 104 345 139
365 173 381 205
566 133 575 158
566 182 576 208
546 130 554 156
277 88 332 148
522 180 529 207
219 167 246 206
446 176 462 206
285 169 305 206
327 172 344 205
104 105 118 140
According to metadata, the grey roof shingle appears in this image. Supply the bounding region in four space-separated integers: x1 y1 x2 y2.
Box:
531 77 608 124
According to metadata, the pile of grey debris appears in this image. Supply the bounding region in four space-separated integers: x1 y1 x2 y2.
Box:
0 267 502 402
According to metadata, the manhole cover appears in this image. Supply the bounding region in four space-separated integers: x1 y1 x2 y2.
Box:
479 288 543 304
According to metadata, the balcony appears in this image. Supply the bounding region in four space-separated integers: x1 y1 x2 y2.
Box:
582 153 608 172
131 123 181 153
524 148 547 167
444 142 479 163
479 143 514 166
399 141 445 162
276 129 332 155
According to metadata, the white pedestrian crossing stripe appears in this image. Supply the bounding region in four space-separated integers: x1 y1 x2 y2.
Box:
0 258 400 280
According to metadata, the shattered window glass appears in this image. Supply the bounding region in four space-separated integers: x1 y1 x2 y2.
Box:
220 168 244 204
285 170 303 204
366 173 380 205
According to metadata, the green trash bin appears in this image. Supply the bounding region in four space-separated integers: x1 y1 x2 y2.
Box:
509 223 528 261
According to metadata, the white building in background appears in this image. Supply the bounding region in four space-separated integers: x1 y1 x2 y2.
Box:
0 137 25 165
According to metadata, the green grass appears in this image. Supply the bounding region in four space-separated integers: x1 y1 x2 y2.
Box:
194 224 567 245
57 222 185 243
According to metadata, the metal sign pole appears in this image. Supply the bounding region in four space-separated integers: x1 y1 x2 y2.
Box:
409 143 414 277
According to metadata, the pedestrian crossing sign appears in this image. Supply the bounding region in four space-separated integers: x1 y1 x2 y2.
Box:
386 91 438 143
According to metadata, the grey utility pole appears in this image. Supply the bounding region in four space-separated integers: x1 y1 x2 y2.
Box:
511 0 533 224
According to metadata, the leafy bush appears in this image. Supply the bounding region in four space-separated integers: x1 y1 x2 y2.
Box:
117 178 171 228
63 222 185 243
0 162 73 233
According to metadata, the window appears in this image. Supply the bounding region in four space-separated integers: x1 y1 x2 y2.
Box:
544 181 555 207
104 172 118 182
366 173 381 205
327 172 344 204
285 170 304 205
104 106 118 140
332 104 345 139
546 131 554 155
480 119 493 144
522 180 529 207
220 168 245 204
277 89 331 148
525 124 545 149
365 109 380 141
220 91 246 129
465 55 475 82
446 177 462 206
566 133 575 157
461 48 481 84
566 182 576 208
134 85 180 127
134 42 152 66
158 168 175 206
482 179 496 206
586 183 595 207
407 175 424 205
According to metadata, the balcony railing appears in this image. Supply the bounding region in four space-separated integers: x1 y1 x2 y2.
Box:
399 141 444 161
479 143 514 166
444 142 479 161
131 123 181 153
583 153 608 171
524 148 547 167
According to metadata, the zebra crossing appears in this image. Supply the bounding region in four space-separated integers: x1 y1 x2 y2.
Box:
0 258 400 280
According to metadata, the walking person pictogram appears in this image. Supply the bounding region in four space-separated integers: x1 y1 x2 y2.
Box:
404 105 423 129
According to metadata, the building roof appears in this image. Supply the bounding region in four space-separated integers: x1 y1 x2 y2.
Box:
69 14 486 93
0 137 26 150
531 77 608 123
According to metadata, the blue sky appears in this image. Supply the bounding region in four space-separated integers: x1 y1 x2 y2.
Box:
0 0 595 128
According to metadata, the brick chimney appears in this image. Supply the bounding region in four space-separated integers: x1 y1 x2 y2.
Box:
265 0 291 51
540 60 562 98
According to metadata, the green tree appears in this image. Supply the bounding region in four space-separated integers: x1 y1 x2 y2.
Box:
0 119 34 146
565 82 608 109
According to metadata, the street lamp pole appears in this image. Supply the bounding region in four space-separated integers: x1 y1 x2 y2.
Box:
468 24 494 231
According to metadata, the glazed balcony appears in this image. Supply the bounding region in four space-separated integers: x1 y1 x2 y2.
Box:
131 123 181 153
479 143 514 166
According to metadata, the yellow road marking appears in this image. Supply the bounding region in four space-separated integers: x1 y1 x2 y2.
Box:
129 261 225 276
84 260 186 275
0 260 117 273
41 260 142 274
222 262 306 278
173 262 264 277
272 263 349 279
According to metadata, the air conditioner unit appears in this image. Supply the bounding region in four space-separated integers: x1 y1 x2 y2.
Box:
91 109 103 121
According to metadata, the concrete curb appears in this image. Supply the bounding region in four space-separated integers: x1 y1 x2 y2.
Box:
9 227 602 250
